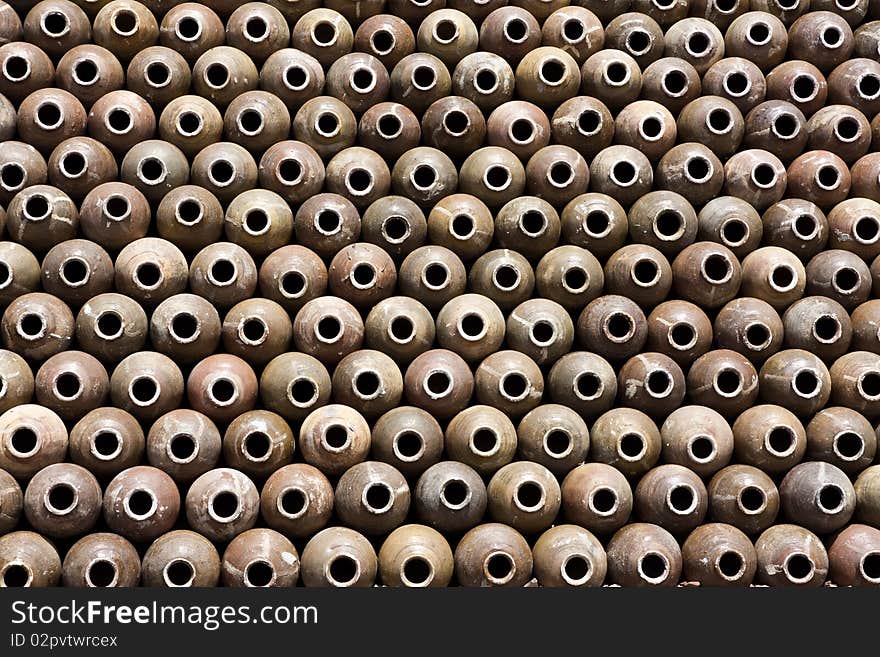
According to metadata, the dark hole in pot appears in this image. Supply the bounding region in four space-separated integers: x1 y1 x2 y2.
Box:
289 378 316 404
365 483 392 510
834 267 859 292
395 431 423 458
545 430 570 456
670 323 695 348
205 63 229 87
835 431 864 458
502 372 528 398
663 69 687 94
647 370 672 395
243 209 269 235
607 312 634 339
171 312 198 340
441 479 468 506
145 62 170 86
669 485 695 512
329 556 358 585
486 553 514 580
377 113 401 138
54 372 82 399
460 313 485 337
716 368 742 394
718 551 744 578
47 483 75 512
245 17 267 40
640 553 667 580
515 481 543 508
312 21 337 45
318 317 342 340
576 372 601 398
703 254 731 282
87 560 117 587
2 565 30 587
767 426 794 454
619 433 645 458
209 258 236 284
324 424 349 448
591 487 617 513
210 378 236 403
390 315 414 341
134 262 161 287
472 428 498 453
245 561 274 587
130 377 158 404
354 370 380 397
739 486 765 511
412 65 436 89
426 370 451 395
510 118 534 143
210 491 239 520
169 433 196 460
785 554 813 581
93 431 120 457
61 259 88 285
61 151 86 177
127 489 155 516
423 262 448 287
281 488 306 515
403 557 431 584
139 157 164 182
690 436 715 460
244 432 271 459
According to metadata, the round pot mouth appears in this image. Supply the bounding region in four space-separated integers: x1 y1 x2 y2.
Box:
499 371 531 402
362 482 395 514
243 559 277 588
276 486 310 519
512 479 546 513
666 483 699 516
637 551 670 585
573 371 604 401
128 375 162 407
43 482 78 516
763 425 798 458
542 428 573 459
469 427 500 457
560 553 594 586
482 550 516 585
85 558 119 588
311 21 339 48
123 488 158 522
782 552 816 584
423 369 453 400
737 485 768 515
166 432 199 465
325 553 361 587
207 489 242 523
400 555 435 587
715 550 747 582
206 376 239 407
832 430 865 462
617 432 647 462
320 424 352 453
687 434 718 464
392 430 425 463
89 429 123 461
352 368 383 401
163 558 196 587
588 485 619 517
1 562 34 587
